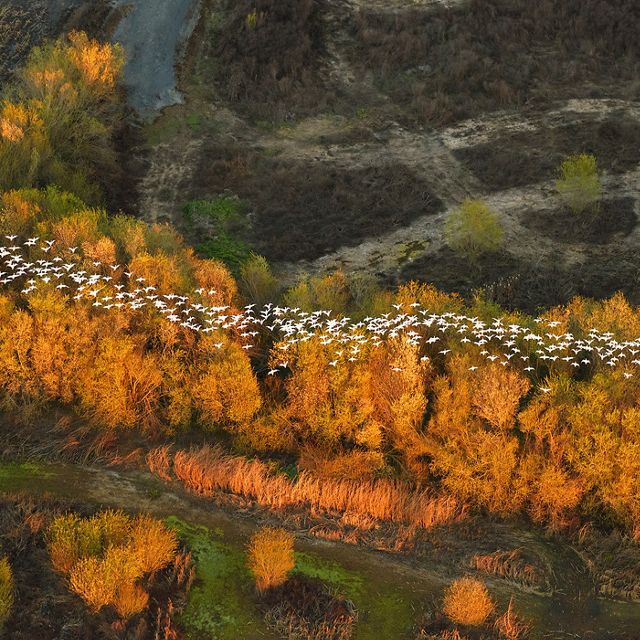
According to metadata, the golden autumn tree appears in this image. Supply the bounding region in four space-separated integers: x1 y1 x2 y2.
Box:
472 363 531 431
278 335 375 448
77 334 163 430
427 355 524 513
0 32 124 202
192 335 262 430
366 337 431 477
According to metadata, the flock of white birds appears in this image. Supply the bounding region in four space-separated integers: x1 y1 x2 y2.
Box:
1 235 640 387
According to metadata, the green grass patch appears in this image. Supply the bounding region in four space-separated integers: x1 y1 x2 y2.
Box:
166 517 422 640
186 113 202 132
0 463 54 491
293 552 364 596
166 517 268 640
185 196 253 271
184 196 245 224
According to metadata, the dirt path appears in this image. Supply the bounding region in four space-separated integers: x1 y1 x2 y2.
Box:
271 113 640 284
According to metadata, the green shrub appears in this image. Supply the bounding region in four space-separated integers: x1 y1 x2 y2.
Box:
184 195 244 225
556 153 602 214
0 557 13 628
197 235 251 270
47 512 104 573
240 253 279 306
186 196 253 270
445 199 504 260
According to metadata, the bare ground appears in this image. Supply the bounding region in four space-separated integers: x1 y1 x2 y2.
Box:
4 0 640 313
130 0 640 313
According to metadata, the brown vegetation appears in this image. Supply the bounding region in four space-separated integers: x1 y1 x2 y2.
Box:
355 0 640 124
149 445 464 530
262 574 357 640
494 599 529 640
471 550 541 590
213 0 333 120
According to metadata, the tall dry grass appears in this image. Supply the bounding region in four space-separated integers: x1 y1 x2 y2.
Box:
494 598 529 640
472 549 539 587
146 445 464 530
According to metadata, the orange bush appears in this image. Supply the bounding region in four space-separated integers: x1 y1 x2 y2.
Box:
48 510 176 617
128 514 178 574
247 527 295 592
69 547 143 613
443 577 494 626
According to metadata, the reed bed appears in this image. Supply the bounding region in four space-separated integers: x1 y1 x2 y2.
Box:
472 549 540 588
147 445 464 530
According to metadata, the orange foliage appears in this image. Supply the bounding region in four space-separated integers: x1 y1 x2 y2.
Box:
193 257 238 307
153 445 464 529
48 510 176 618
192 338 262 427
247 527 295 592
472 364 530 430
128 252 188 294
67 31 123 90
443 577 494 626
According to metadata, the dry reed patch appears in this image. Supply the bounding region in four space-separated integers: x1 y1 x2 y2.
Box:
262 574 357 640
442 577 494 627
494 598 529 640
151 444 464 530
472 549 542 589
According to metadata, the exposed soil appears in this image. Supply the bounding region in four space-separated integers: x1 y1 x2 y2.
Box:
454 116 640 191
128 0 640 320
521 198 637 245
